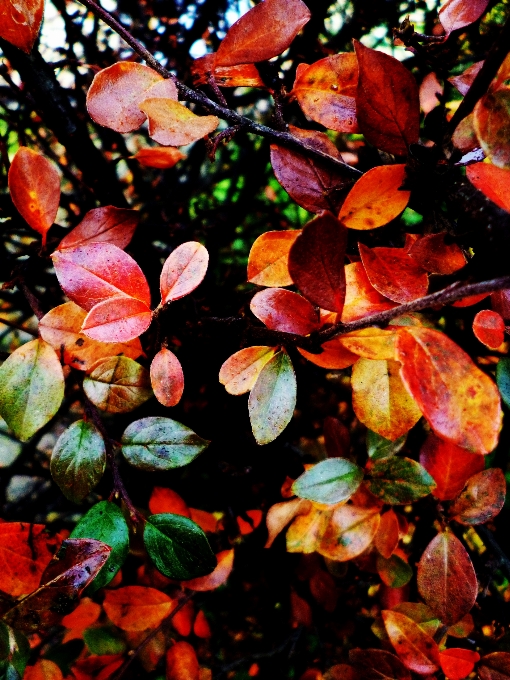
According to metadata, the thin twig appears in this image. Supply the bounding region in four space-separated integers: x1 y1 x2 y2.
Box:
0 316 37 336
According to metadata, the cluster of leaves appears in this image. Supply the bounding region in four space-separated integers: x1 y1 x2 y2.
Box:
2 0 510 678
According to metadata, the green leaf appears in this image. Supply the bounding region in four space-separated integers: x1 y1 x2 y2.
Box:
0 339 64 441
0 623 29 680
248 350 297 445
144 513 216 580
367 430 407 461
83 627 127 656
70 501 129 592
496 357 510 409
377 553 413 588
51 420 106 503
292 457 364 504
121 417 209 471
365 456 436 504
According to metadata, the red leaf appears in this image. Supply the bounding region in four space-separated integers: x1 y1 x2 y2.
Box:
298 338 358 369
0 0 44 53
439 648 480 680
358 243 428 304
417 532 478 626
449 468 506 525
349 648 411 680
8 147 61 245
58 206 139 251
52 243 151 312
193 610 212 638
419 432 485 501
149 486 190 517
192 54 265 88
467 163 510 213
215 0 310 67
353 41 420 155
449 61 484 95
492 289 510 320
439 0 490 36
250 288 319 335
324 417 350 458
407 233 467 275
160 242 209 304
473 309 506 349
166 641 200 680
288 212 347 313
150 348 185 407
382 610 440 674
341 262 397 323
81 296 152 343
375 509 400 559
478 652 510 680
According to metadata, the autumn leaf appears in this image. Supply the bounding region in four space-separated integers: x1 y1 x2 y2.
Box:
139 98 219 146
103 586 174 632
478 652 510 680
81 296 152 343
407 233 467 275
131 147 186 168
250 289 319 335
58 206 139 251
0 0 44 52
24 659 63 680
247 230 301 287
349 648 411 680
439 648 480 680
166 641 200 680
382 610 440 674
317 503 381 561
419 72 443 114
192 54 265 88
449 468 506 525
365 457 436 505
292 458 364 505
265 498 311 548
83 356 152 413
219 346 277 395
473 309 505 349
377 553 412 589
341 262 397 323
323 417 351 458
467 163 510 212
449 61 484 95
474 90 510 168
0 523 57 597
358 244 428 303
182 549 234 591
160 242 209 304
339 328 397 361
150 348 185 407
439 0 490 36
298 338 358 370
374 509 400 559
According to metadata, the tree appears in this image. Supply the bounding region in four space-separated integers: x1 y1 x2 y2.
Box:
1 0 510 677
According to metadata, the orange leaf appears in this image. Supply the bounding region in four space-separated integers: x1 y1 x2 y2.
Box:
62 597 102 641
474 91 510 168
166 641 200 680
396 326 502 454
439 648 480 680
419 432 485 501
265 498 312 548
247 230 301 287
288 212 347 313
160 242 209 304
172 601 194 637
452 292 490 307
358 243 428 304
375 509 400 559
139 98 219 147
318 504 381 561
0 0 44 52
81 296 152 343
150 348 184 407
193 610 212 638
58 206 139 251
71 654 124 680
449 468 506 525
219 346 277 395
183 549 234 591
39 302 144 372
298 338 358 369
189 508 219 533
149 487 191 517
86 62 178 133
52 243 151 312
8 147 61 245
407 233 467 275
215 0 310 67
417 532 478 626
339 165 411 231
103 585 174 631
439 0 489 36
132 147 186 168
473 309 506 349
353 42 420 156
382 610 440 674
339 327 397 361
467 163 510 212
292 54 359 133
237 509 263 535
192 54 265 88
341 262 397 323
250 288 319 335
24 660 63 680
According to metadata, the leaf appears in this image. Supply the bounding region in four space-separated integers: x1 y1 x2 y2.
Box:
0 622 30 680
407 233 467 275
103 586 174 632
39 302 144 372
82 627 126 656
0 0 44 52
143 513 216 580
52 243 151 312
292 54 359 133
323 416 351 458
182 549 234 591
139 98 219 146
149 486 191 517
365 457 435 504
58 206 139 251
70 501 130 592
358 244 428 304
377 554 413 589
339 328 397 361
86 62 178 133
0 523 57 597
449 468 506 525
474 90 510 168
353 42 420 155
215 0 310 67
83 356 152 413
150 348 184 407
419 432 485 501
439 0 490 36
467 163 510 212
497 357 510 408
473 309 506 349
265 498 311 548
0 339 64 442
439 648 480 680
382 610 440 674
160 242 209 304
131 147 186 168
8 147 60 245
419 72 443 114
270 126 352 214
50 420 106 504
395 326 502 454
250 289 319 335
338 165 411 231
61 598 101 635
247 230 301 287
121 416 209 471
298 338 358 369
392 602 441 638
248 350 297 445
24 659 64 680
3 538 110 632
288 212 347 313
194 610 212 638
449 61 484 95
192 54 265 88
292 458 363 505
478 652 510 680
453 114 479 153
348 648 411 680
367 430 406 461
318 504 381 561
351 358 422 441
166 641 200 680
375 509 400 559
81 296 152 343
417 531 478 626
341 262 397 323
219 346 276 395
493 290 510 322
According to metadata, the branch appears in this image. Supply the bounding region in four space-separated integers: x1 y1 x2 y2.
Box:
76 0 361 179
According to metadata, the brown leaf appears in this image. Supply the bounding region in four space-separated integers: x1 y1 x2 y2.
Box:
449 468 506 525
382 610 440 674
407 233 467 275
0 0 44 53
139 98 219 147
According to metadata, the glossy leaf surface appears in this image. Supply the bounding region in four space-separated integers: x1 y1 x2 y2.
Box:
358 244 428 304
219 346 276 395
367 430 406 461
439 648 480 680
160 241 209 304
473 309 505 349
250 288 319 335
449 468 506 525
317 504 381 561
341 262 396 322
83 356 152 413
439 0 490 35
407 233 467 275
150 348 184 407
139 98 219 146
292 458 363 505
58 206 139 251
366 457 435 504
247 230 301 287
339 328 396 361
375 509 400 558
103 586 173 631
81 296 152 343
382 610 440 674
467 162 510 212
